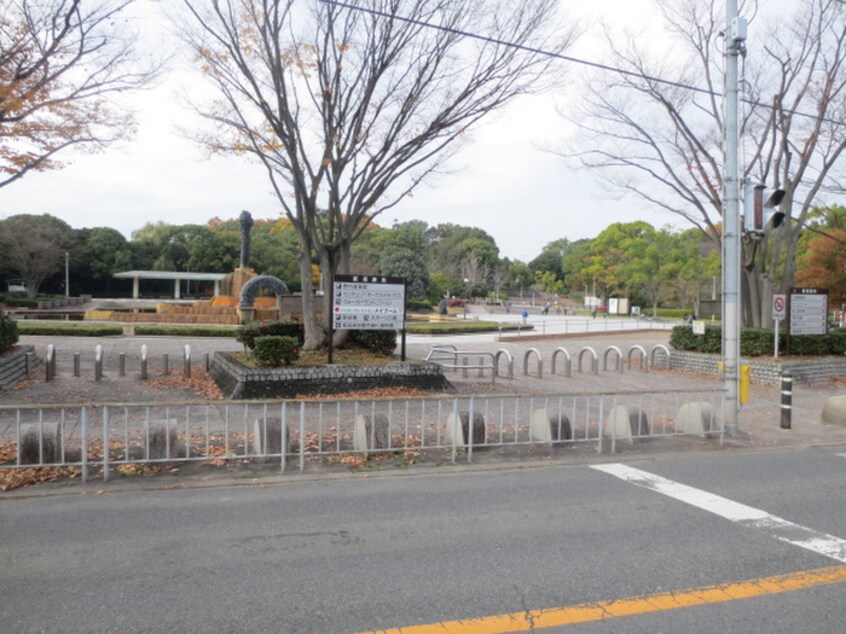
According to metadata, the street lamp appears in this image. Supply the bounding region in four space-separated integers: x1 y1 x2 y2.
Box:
65 251 69 298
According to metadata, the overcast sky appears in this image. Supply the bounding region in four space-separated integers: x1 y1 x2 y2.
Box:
1 0 701 262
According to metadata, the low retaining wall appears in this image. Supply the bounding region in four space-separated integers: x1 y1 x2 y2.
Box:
0 345 40 390
655 350 846 386
211 352 454 399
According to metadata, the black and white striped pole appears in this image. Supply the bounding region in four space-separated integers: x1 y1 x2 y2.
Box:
780 370 792 430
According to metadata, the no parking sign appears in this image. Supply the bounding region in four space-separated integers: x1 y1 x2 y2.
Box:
772 294 786 321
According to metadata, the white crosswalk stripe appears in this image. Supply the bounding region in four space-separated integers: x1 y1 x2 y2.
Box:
592 462 846 563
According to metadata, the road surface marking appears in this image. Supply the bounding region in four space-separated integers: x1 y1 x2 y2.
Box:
591 463 846 562
357 565 846 633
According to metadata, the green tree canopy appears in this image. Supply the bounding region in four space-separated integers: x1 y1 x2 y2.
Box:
0 214 74 297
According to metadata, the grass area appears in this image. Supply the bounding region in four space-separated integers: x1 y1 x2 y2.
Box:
16 322 123 336
406 320 532 334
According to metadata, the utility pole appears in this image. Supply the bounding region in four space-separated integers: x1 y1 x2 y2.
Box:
722 0 745 436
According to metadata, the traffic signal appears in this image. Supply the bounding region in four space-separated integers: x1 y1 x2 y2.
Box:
743 183 786 234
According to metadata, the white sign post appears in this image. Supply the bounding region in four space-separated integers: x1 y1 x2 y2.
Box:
772 294 786 358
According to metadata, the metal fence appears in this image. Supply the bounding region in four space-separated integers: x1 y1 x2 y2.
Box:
500 316 681 337
0 388 723 483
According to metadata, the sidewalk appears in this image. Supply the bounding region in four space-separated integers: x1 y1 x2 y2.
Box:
3 331 846 450
405 330 846 450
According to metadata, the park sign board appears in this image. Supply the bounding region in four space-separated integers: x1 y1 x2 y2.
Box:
789 287 828 336
332 275 406 331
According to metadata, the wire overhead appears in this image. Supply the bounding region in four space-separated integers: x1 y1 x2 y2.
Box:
319 0 846 128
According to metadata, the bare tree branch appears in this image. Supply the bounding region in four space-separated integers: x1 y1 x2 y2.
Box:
0 0 160 187
179 0 577 347
559 0 846 326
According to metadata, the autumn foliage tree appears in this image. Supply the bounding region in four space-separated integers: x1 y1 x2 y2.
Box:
179 0 576 349
0 0 157 188
796 230 846 306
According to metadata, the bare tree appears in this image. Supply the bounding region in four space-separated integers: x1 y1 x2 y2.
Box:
560 0 846 326
0 0 158 188
178 0 576 349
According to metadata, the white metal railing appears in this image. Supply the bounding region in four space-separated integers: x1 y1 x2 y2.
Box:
426 346 497 383
0 389 723 484
498 317 682 337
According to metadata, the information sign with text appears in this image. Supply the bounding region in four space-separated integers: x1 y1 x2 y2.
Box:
789 288 828 336
333 275 406 330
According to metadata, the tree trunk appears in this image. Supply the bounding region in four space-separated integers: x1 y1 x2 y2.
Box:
297 248 322 350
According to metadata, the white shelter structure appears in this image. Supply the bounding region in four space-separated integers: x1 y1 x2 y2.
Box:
113 271 228 299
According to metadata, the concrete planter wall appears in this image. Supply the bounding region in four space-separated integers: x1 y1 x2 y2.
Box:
0 345 40 390
210 352 454 399
654 349 846 386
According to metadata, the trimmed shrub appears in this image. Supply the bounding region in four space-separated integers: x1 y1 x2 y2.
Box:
654 308 692 319
348 329 397 355
135 325 238 337
669 324 721 353
237 320 305 350
739 328 773 357
407 300 433 312
0 317 19 353
829 329 846 355
407 321 532 334
3 296 38 308
671 324 846 357
788 334 831 356
253 336 300 366
16 322 122 337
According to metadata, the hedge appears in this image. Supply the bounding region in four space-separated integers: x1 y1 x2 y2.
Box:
16 322 123 337
670 325 846 357
407 321 533 334
2 296 38 308
135 325 239 337
0 317 19 353
407 300 433 312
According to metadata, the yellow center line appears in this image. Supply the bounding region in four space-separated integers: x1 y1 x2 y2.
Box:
357 564 846 634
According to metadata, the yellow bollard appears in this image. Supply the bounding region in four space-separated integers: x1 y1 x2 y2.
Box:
740 364 751 405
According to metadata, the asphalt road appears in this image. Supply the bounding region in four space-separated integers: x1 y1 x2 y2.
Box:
2 446 846 633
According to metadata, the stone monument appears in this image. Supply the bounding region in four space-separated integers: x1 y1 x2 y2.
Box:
239 210 253 268
222 210 257 297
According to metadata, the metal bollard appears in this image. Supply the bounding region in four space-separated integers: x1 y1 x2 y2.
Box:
119 353 126 377
73 352 80 377
780 370 792 430
94 344 103 382
204 352 210 372
140 344 148 380
163 353 169 376
45 345 54 382
183 345 191 378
